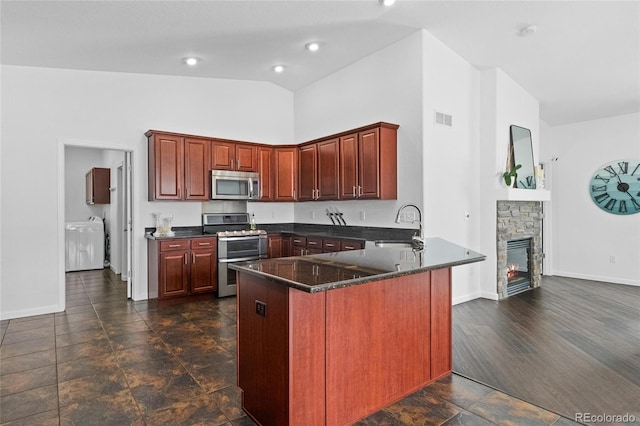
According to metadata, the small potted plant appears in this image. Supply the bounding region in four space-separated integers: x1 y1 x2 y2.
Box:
502 164 521 187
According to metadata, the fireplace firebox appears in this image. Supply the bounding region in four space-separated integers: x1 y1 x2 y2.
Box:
506 238 532 296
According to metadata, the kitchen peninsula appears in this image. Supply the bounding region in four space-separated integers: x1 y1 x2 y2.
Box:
231 238 485 426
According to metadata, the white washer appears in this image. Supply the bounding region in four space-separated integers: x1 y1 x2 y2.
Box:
65 216 105 272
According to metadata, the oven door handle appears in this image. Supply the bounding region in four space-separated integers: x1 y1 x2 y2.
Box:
218 256 262 263
218 235 266 242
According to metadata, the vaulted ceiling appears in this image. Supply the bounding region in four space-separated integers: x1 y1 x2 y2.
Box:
2 0 638 126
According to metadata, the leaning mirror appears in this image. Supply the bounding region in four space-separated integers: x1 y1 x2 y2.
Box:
510 125 536 189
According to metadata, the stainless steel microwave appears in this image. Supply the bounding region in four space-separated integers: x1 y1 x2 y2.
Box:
210 170 260 200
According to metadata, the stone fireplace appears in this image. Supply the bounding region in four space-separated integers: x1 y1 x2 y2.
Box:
497 201 543 299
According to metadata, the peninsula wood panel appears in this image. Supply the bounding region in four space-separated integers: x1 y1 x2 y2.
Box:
325 274 432 426
288 288 326 425
430 268 452 379
237 274 289 426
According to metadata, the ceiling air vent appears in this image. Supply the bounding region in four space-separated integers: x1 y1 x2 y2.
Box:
434 111 453 127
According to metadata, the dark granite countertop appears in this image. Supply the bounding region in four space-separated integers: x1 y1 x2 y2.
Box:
229 237 485 293
144 226 210 240
144 223 417 241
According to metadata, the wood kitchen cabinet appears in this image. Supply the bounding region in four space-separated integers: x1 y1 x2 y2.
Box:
267 234 283 258
273 146 298 201
211 139 258 172
86 167 110 205
184 137 210 200
147 132 184 201
298 145 317 201
189 239 217 294
146 122 397 203
290 234 363 256
148 237 217 299
146 131 210 201
258 146 273 201
339 123 398 200
298 138 340 201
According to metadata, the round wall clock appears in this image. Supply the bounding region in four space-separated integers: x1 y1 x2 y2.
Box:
589 159 640 215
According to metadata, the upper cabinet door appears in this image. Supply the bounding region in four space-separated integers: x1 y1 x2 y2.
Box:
358 128 381 199
211 140 235 170
211 140 258 172
236 143 258 172
184 138 210 200
339 133 358 200
317 138 340 200
258 146 274 201
274 147 298 201
298 144 317 201
148 133 184 201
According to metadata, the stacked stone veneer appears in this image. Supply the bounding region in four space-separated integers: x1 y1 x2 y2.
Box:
497 201 543 299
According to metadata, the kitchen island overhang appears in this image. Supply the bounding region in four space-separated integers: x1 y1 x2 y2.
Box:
231 238 485 426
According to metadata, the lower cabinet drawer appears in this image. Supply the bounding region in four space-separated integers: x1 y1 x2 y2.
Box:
190 238 217 249
159 240 189 251
340 240 364 251
322 239 341 252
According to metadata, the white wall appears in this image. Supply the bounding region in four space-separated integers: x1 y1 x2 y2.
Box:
477 68 541 299
545 112 640 285
293 32 424 228
421 31 482 304
1 65 293 319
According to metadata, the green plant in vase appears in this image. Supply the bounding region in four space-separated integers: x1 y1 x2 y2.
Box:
503 164 522 187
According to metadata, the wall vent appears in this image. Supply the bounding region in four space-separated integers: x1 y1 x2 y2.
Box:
434 111 452 127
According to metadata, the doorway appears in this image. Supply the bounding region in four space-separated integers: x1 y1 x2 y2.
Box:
59 138 137 309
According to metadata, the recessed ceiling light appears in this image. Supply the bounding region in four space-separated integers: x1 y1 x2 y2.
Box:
519 25 537 37
273 65 285 73
183 57 200 66
305 42 320 52
380 0 396 6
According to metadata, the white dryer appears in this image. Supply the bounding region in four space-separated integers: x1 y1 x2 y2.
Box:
65 216 105 272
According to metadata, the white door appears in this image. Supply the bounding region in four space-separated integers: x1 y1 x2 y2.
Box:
121 152 133 298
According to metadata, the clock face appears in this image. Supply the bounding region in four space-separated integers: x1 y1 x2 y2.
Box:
589 159 640 215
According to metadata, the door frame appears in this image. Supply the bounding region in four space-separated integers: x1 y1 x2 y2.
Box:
57 138 139 310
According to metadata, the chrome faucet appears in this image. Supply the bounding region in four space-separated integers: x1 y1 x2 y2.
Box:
395 204 424 248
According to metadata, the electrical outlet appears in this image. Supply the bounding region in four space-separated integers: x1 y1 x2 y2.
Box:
255 300 267 317
609 256 616 264
310 210 316 219
406 211 416 222
360 211 366 221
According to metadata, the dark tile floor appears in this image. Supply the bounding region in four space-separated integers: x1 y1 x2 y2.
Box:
0 269 578 425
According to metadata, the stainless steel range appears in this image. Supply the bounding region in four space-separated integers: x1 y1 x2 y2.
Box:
202 213 267 297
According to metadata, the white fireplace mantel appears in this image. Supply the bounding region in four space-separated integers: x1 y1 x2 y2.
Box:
496 188 551 202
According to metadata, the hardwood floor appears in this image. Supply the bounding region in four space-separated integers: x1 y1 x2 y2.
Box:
453 275 640 423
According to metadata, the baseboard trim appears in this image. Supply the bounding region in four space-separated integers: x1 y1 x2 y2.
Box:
0 304 64 321
552 271 639 287
453 291 499 305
